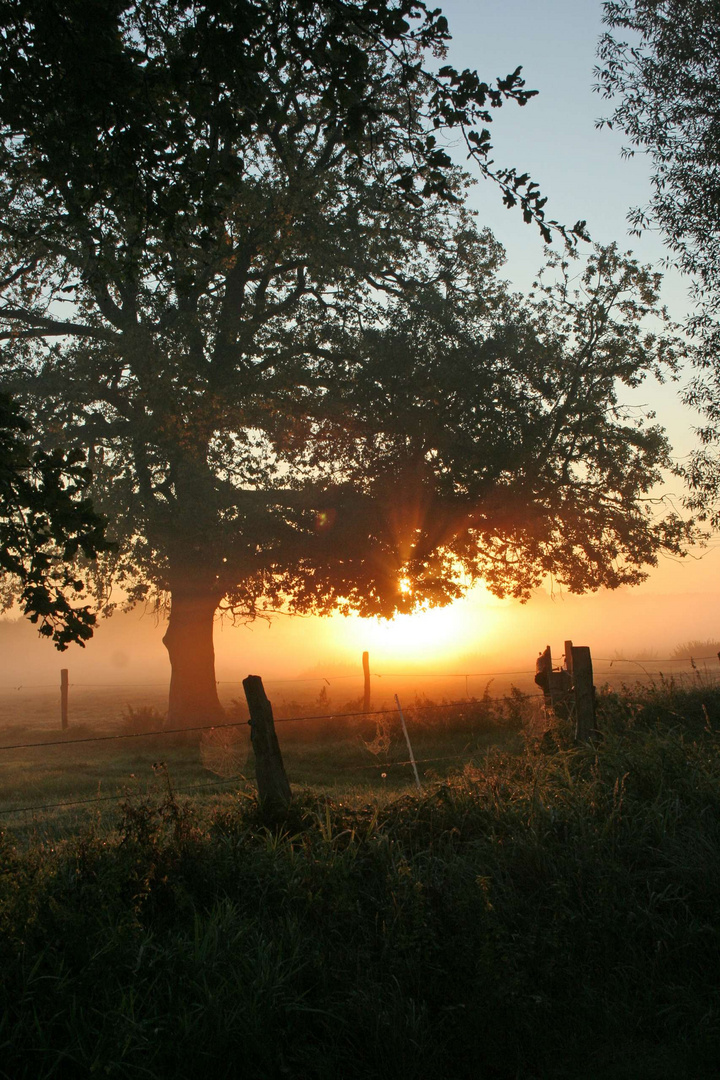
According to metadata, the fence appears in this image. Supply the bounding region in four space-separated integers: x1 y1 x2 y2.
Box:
2 650 718 731
1 644 719 828
0 693 542 825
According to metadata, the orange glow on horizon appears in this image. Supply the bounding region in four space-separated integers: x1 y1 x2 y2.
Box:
342 594 500 670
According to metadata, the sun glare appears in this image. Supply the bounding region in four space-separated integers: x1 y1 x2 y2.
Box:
344 596 495 669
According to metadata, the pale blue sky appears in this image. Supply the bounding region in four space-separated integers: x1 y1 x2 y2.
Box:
435 0 698 460
437 1 671 286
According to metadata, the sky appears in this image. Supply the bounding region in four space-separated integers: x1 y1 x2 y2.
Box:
2 0 720 698
438 0 698 453
438 0 678 284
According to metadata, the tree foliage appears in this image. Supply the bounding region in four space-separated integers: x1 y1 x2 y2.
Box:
596 0 720 523
0 0 692 718
302 241 689 613
0 393 112 648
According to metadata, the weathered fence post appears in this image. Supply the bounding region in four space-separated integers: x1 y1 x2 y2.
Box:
564 640 597 743
362 650 371 712
60 669 69 731
242 675 291 811
534 646 571 718
536 642 597 741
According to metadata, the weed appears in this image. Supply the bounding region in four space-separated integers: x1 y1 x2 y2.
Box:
120 704 166 735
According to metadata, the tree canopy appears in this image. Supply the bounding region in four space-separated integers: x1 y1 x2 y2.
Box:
255 239 690 620
0 392 112 648
596 0 720 523
0 0 689 722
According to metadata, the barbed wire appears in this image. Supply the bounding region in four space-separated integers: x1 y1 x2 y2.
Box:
3 668 717 752
1 743 517 816
69 681 169 688
595 655 720 664
0 751 484 815
0 773 247 817
0 718 251 751
3 668 720 819
340 754 467 772
0 683 59 690
0 694 544 753
0 671 533 691
0 680 169 691
1 653 718 694
216 676 352 684
375 668 537 677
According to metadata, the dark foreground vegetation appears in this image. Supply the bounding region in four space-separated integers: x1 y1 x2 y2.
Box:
2 683 720 1079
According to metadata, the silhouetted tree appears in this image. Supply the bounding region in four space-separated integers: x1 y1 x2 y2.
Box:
596 0 720 522
315 242 690 608
0 0 682 726
0 393 111 648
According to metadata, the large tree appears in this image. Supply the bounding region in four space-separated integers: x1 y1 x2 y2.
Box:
596 0 720 523
0 0 686 727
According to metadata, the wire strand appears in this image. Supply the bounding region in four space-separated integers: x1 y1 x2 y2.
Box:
1 654 717 695
0 774 247 816
375 668 537 677
338 754 468 772
0 694 544 753
594 655 720 664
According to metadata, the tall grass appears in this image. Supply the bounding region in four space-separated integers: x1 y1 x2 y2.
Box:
671 639 720 660
1 686 719 1077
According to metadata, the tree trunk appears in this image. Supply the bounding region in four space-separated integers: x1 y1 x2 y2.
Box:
162 587 224 730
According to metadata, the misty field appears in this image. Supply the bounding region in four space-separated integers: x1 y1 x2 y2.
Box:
0 690 531 839
1 682 720 1078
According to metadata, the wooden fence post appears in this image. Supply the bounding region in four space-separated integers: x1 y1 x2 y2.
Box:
535 646 571 719
60 669 69 731
362 651 371 712
564 640 597 743
242 675 291 811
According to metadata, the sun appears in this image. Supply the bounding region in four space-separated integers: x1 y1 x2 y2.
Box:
342 593 497 670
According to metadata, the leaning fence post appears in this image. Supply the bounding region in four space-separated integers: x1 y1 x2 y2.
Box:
242 675 291 811
565 641 596 743
60 669 69 731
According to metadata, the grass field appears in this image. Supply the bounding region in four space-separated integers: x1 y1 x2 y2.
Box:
0 690 532 840
1 681 720 1077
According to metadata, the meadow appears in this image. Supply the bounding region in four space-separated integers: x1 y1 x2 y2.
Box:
0 679 719 1078
0 686 532 838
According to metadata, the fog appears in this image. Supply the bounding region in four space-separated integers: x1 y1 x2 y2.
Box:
2 541 718 713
